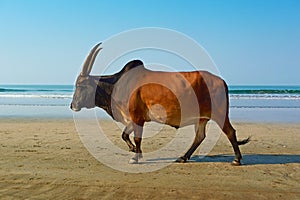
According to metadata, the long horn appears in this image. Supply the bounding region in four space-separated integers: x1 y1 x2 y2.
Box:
86 44 102 75
81 43 102 76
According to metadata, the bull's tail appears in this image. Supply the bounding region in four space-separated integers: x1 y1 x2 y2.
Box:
237 137 251 145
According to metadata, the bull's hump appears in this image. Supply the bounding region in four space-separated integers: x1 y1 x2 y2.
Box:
120 60 144 73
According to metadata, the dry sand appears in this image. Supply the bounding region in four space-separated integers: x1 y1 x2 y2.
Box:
0 119 299 199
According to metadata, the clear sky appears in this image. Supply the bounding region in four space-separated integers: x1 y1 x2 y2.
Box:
0 0 299 85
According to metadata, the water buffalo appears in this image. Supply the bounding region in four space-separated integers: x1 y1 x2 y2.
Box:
71 43 249 165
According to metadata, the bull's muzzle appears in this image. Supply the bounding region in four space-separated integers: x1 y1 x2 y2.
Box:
70 103 81 112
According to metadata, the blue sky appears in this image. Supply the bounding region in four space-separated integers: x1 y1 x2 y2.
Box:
0 0 299 85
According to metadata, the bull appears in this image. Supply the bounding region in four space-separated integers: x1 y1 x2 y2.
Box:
70 43 249 165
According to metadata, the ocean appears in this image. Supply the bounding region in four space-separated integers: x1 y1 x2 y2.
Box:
0 85 299 123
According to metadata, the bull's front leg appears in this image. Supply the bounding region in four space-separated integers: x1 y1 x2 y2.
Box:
129 124 143 164
121 124 136 152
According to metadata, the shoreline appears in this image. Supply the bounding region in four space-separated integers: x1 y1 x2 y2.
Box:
0 115 299 124
2 103 300 123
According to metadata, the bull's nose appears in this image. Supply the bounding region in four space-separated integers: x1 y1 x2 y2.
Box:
70 103 81 112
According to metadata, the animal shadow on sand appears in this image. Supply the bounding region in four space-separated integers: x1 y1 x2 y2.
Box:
145 154 300 165
189 154 300 165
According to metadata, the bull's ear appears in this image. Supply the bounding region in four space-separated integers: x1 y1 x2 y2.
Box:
81 43 102 76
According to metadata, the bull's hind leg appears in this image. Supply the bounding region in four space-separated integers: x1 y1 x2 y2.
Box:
219 117 243 166
121 123 136 152
176 119 208 163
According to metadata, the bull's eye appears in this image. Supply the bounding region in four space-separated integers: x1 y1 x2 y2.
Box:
76 84 88 88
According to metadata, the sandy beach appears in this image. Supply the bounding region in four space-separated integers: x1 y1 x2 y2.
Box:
0 118 299 199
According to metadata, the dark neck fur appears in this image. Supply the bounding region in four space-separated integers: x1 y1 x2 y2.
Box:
95 81 114 118
93 59 144 119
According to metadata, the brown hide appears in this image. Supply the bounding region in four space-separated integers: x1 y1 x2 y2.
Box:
111 65 228 129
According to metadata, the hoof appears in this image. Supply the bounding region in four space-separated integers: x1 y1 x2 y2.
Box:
128 158 138 164
128 153 143 164
175 157 187 163
231 159 241 166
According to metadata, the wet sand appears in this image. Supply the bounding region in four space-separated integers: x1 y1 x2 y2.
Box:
0 119 299 199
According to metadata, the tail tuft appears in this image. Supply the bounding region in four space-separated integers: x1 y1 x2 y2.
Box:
237 137 251 145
